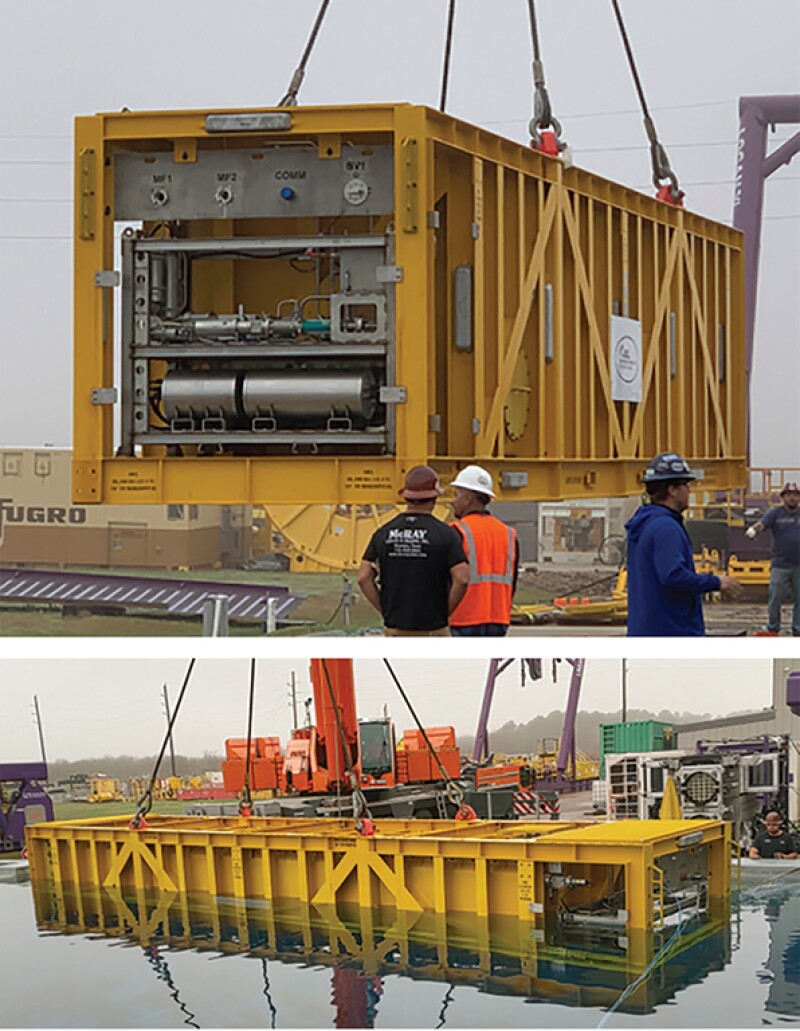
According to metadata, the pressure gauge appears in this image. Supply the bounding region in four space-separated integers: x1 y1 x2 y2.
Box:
343 178 369 206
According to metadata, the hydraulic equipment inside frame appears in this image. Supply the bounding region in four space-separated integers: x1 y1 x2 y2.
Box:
117 143 398 456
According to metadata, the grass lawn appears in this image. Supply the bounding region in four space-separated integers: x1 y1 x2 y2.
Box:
52 799 187 821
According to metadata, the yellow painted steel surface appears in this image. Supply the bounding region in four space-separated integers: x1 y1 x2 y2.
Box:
27 815 730 939
73 103 746 505
728 555 771 586
266 500 452 572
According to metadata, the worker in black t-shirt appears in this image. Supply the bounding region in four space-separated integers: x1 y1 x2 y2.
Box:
358 465 469 635
748 812 798 859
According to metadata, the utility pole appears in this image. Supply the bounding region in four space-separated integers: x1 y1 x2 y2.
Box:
162 683 177 778
288 671 298 730
621 659 628 722
32 695 47 766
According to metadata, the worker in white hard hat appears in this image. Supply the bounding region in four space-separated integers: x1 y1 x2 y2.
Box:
745 482 800 636
448 465 519 636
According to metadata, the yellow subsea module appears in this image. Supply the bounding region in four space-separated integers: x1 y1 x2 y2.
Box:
73 104 745 505
27 814 730 970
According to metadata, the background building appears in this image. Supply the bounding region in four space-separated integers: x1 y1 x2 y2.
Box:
0 449 251 569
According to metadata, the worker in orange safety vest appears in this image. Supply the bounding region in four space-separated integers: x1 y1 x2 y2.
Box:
448 465 519 636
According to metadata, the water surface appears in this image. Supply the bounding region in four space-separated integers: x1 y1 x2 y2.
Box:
1 875 798 1028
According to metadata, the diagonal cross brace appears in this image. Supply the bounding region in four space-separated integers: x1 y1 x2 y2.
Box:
102 837 178 892
311 845 424 913
478 187 560 456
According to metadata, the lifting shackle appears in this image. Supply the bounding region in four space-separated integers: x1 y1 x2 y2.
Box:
526 0 567 157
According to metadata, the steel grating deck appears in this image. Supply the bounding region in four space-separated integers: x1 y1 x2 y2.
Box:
0 567 304 622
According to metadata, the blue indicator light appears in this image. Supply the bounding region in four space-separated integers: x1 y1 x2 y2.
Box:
280 187 296 201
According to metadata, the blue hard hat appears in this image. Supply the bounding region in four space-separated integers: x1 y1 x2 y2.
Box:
642 452 697 483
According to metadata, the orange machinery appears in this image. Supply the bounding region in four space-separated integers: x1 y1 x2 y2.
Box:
474 762 536 792
222 659 460 797
222 737 284 792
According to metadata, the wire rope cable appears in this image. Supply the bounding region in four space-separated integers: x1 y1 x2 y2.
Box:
239 658 257 815
278 0 332 107
608 0 682 201
381 659 466 811
439 0 457 113
526 0 563 149
130 658 196 828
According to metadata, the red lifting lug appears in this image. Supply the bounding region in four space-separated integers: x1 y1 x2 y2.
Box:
656 183 684 207
357 817 376 837
456 804 478 822
530 131 560 157
240 803 252 818
129 814 148 830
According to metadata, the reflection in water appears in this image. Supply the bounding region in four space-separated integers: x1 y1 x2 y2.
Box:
30 878 737 1024
435 985 455 1029
759 886 800 1020
261 958 278 1029
143 943 200 1029
331 968 383 1028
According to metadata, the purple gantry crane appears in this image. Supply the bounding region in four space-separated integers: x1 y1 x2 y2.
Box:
472 658 586 789
732 95 800 462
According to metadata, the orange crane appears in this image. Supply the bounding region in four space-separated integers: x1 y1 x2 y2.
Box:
222 659 461 800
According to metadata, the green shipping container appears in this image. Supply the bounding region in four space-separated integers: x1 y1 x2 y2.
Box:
599 720 675 776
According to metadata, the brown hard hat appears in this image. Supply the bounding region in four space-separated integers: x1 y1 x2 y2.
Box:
781 481 800 494
400 465 443 500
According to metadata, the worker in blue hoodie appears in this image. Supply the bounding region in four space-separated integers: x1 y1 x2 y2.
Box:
626 453 741 636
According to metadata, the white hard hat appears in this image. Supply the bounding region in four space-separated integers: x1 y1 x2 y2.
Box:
450 465 496 498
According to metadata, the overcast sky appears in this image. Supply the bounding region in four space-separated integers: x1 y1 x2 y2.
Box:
0 0 798 464
0 656 775 764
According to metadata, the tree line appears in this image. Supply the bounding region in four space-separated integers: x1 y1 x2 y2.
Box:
46 707 717 778
456 707 713 758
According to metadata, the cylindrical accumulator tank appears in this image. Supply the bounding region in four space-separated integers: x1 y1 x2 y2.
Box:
162 369 377 426
241 370 377 425
162 371 239 420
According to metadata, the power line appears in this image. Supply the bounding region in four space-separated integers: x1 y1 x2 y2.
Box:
0 134 72 140
0 98 739 141
485 98 739 124
627 176 800 189
2 137 795 169
0 159 71 165
579 138 794 154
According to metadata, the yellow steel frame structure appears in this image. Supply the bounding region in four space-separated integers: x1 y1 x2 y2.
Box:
27 815 730 950
74 104 746 505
